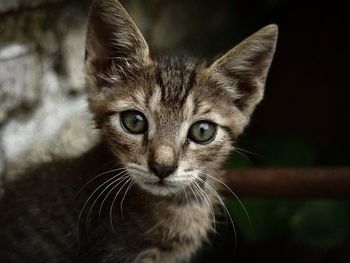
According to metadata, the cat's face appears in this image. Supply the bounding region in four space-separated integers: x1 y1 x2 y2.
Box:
85 0 277 196
92 57 242 196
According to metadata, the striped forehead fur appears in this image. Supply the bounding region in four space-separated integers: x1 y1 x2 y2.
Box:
154 56 203 106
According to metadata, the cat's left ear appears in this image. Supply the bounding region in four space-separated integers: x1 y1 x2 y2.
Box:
85 0 151 87
208 24 278 119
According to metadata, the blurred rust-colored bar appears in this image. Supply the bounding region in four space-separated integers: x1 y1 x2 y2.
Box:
222 167 350 198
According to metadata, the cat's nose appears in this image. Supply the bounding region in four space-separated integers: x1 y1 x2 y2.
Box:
148 161 177 179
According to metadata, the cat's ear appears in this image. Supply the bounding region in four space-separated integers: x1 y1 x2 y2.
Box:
208 24 278 119
85 0 151 87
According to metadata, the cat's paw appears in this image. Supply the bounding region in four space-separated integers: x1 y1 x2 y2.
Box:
133 248 160 263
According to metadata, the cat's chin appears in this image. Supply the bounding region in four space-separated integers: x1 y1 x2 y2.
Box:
125 167 186 196
133 179 182 197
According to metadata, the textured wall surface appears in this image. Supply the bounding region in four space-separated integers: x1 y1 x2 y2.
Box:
0 0 99 184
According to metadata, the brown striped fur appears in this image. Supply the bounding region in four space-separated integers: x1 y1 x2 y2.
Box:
0 0 277 262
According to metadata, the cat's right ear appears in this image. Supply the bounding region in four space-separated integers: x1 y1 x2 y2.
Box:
85 0 151 88
207 24 278 121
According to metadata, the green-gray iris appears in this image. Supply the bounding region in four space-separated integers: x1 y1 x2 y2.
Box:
188 121 217 144
120 110 147 134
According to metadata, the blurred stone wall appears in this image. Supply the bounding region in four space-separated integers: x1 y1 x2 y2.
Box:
0 0 99 186
0 0 238 190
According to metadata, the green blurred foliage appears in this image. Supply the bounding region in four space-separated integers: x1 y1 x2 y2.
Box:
251 137 316 166
222 135 350 256
225 136 317 167
226 198 299 242
226 198 350 250
290 201 350 249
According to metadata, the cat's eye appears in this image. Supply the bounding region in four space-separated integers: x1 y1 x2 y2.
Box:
120 110 148 134
187 121 217 144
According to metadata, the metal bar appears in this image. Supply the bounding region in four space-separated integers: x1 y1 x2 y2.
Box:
221 167 350 198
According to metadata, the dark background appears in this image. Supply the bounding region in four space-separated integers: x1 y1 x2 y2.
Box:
137 0 350 262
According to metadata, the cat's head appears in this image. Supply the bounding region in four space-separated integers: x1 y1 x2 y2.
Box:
85 0 277 196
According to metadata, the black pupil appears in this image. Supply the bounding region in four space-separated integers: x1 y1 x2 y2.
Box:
199 123 209 137
133 114 143 126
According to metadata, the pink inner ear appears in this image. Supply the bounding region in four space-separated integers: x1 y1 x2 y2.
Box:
89 35 109 61
88 36 111 71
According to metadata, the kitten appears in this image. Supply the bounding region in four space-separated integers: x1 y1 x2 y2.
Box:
0 0 277 262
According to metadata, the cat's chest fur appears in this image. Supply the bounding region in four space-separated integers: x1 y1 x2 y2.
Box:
132 201 212 263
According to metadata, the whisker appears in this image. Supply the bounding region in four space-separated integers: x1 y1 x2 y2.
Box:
200 171 255 241
98 176 129 222
202 180 229 231
182 186 189 204
127 167 147 174
126 163 148 173
110 179 131 235
188 184 201 208
196 177 237 255
86 172 128 227
192 181 216 231
74 167 126 200
143 220 162 236
76 170 127 237
234 145 263 158
120 181 135 218
232 148 253 164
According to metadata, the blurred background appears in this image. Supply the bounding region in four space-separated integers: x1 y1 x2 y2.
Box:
0 0 349 262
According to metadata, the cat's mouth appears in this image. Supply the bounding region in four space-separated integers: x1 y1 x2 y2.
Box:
125 164 191 196
144 176 179 187
135 179 180 196
127 172 183 196
146 179 173 187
